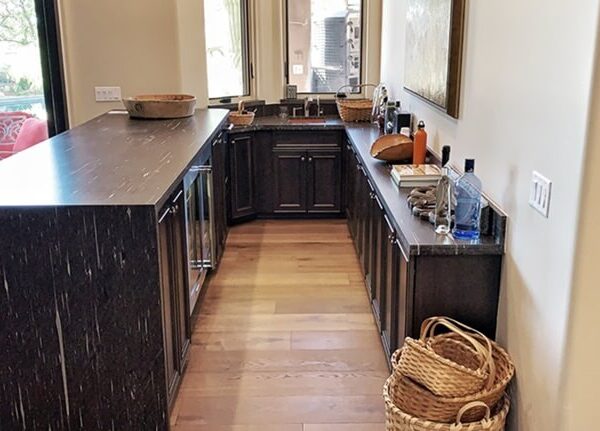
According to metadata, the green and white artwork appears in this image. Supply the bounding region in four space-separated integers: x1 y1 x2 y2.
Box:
404 0 464 118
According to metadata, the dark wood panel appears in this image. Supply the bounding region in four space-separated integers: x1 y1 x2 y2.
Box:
273 150 307 214
230 135 256 221
307 150 342 214
411 255 502 339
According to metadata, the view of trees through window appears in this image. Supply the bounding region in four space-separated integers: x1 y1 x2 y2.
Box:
287 0 362 93
204 0 249 99
0 0 46 118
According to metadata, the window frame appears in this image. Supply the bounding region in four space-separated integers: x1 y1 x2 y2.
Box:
206 0 255 103
31 0 69 136
283 0 366 97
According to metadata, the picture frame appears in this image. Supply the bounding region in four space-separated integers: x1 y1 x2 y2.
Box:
404 0 466 119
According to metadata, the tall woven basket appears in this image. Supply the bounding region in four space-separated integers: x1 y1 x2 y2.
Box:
335 84 376 122
397 317 496 398
390 335 514 423
384 372 510 431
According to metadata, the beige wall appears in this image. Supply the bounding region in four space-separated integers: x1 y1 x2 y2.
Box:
58 0 381 124
176 0 209 108
559 18 600 429
380 0 599 430
59 0 182 126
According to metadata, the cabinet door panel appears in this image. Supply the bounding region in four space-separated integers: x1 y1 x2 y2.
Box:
158 208 179 405
273 150 306 213
395 242 410 352
307 150 341 213
381 213 395 357
230 135 255 220
170 191 190 369
371 195 386 332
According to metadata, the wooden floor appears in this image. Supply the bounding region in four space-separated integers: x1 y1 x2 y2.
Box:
170 220 388 431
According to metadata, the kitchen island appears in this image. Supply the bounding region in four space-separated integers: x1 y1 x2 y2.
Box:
0 109 229 430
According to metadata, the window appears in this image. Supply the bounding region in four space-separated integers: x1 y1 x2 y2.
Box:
204 0 251 100
286 0 363 94
0 0 67 148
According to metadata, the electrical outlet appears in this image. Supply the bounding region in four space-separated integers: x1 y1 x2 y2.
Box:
529 171 552 217
95 86 121 102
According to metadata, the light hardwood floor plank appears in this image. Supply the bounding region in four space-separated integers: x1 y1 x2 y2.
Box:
171 220 388 429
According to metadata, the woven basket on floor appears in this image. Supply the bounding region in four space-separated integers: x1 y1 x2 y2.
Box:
335 84 375 122
389 337 514 423
384 372 510 431
397 317 495 397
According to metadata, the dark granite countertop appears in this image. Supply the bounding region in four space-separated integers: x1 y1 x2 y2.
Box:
228 115 345 133
0 109 229 207
227 115 506 257
344 123 506 256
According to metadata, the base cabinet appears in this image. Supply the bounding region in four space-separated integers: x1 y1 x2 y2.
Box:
344 137 501 368
229 134 256 221
212 132 229 262
273 149 307 213
158 186 191 407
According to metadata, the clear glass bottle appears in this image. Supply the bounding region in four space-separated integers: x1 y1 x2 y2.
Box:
435 146 452 234
453 159 482 240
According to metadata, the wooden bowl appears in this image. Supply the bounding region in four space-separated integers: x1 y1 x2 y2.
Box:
123 94 196 119
370 134 413 162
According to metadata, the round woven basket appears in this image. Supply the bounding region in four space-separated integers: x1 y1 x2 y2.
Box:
384 372 510 431
335 84 375 122
229 101 255 127
396 317 495 398
390 337 514 423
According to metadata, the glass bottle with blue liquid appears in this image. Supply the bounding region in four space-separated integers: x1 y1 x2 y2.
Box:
453 159 481 240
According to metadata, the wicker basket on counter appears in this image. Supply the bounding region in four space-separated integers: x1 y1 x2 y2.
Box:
335 84 376 122
229 101 255 127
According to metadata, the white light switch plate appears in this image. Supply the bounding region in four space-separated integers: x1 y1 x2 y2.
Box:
529 171 552 217
95 86 121 102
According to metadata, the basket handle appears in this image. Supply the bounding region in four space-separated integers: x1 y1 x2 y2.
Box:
454 401 491 425
237 100 245 114
421 317 496 389
335 83 377 99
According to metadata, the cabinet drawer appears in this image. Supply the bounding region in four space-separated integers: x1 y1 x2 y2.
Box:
273 131 341 149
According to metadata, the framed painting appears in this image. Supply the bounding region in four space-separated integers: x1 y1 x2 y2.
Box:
404 0 466 119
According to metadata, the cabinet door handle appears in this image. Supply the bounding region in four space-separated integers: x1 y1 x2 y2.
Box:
356 165 361 171
308 157 313 162
301 156 306 162
170 204 179 215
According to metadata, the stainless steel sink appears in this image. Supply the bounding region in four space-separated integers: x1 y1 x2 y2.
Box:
287 117 327 124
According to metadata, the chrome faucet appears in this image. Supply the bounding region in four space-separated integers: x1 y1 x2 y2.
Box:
292 106 303 118
304 97 313 117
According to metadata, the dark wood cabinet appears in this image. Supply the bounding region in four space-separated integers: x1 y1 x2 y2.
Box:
370 193 386 331
212 132 229 263
157 186 191 407
393 239 411 357
344 135 501 369
229 134 255 221
273 149 307 214
271 142 341 215
306 150 341 213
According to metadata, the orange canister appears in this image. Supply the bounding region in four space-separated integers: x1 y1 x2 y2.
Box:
413 121 427 165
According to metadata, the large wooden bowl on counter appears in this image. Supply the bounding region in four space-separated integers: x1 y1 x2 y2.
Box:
122 94 196 119
370 134 414 162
